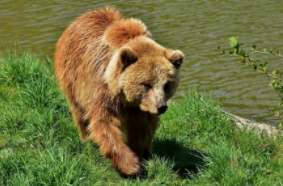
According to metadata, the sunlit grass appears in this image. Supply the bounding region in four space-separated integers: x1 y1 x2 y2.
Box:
0 50 282 185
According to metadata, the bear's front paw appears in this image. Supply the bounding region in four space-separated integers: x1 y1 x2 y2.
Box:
121 154 141 176
111 150 141 176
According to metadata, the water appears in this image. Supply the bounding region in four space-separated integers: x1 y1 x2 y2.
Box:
1 0 283 126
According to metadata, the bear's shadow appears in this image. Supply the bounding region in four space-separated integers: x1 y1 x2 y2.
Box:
150 138 209 179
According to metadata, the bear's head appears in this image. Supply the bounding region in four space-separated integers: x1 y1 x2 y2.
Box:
104 37 184 115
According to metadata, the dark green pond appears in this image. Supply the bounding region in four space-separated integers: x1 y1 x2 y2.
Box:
1 0 283 126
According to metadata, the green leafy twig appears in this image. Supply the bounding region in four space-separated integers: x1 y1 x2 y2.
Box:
216 37 283 128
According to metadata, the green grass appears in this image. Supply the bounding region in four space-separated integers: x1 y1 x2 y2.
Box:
0 50 282 185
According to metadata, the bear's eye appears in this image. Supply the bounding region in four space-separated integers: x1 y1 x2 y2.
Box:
141 83 152 90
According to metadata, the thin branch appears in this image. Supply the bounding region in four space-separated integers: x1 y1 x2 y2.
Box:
250 50 283 58
223 52 283 100
264 72 283 100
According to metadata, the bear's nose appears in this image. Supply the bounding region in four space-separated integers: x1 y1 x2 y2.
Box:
158 105 168 114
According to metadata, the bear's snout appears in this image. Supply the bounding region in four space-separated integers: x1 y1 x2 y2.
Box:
158 104 168 114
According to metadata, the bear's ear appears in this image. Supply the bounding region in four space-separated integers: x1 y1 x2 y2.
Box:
166 50 184 69
119 47 138 69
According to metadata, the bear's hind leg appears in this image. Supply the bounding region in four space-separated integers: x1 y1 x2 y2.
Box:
70 102 89 141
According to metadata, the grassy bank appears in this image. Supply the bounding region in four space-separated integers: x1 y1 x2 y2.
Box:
0 50 282 185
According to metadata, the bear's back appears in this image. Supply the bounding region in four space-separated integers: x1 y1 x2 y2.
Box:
54 7 151 106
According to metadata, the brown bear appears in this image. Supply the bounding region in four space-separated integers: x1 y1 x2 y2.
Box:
54 7 184 176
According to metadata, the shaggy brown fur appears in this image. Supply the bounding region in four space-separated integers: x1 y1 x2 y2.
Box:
54 7 184 176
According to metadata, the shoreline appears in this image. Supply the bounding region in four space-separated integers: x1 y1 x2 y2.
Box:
227 112 279 135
